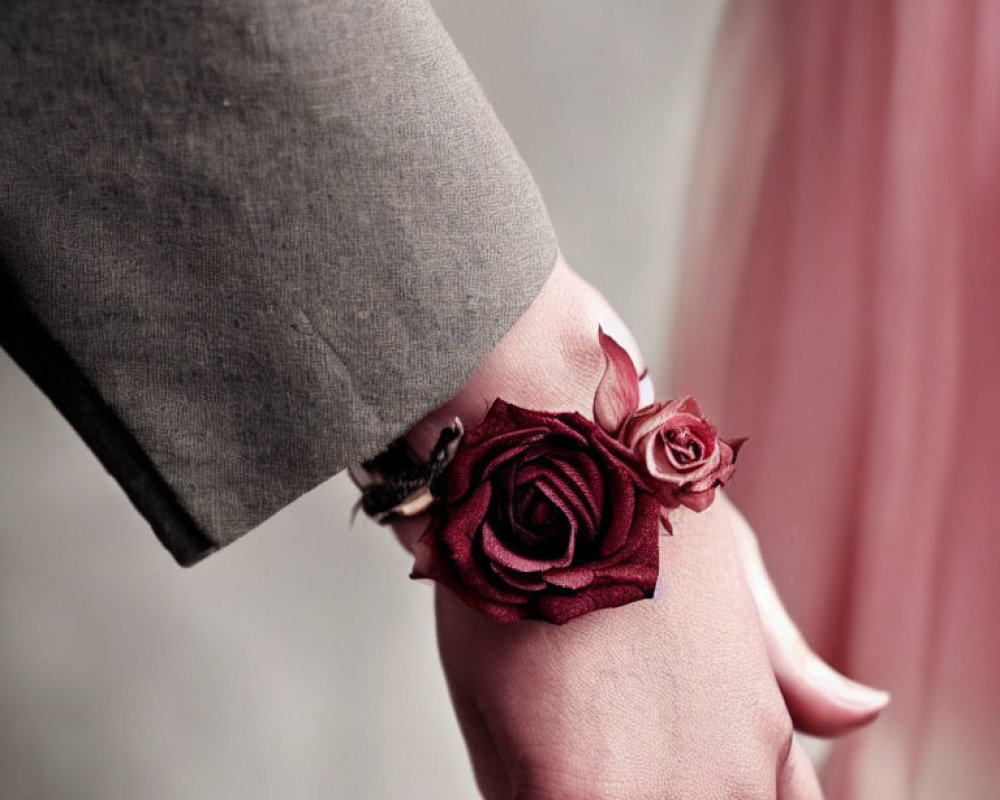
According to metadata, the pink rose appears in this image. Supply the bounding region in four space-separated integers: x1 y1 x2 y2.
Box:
413 400 660 624
593 329 743 511
619 396 742 511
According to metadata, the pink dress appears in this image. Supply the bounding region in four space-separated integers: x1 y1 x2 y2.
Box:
669 1 1000 797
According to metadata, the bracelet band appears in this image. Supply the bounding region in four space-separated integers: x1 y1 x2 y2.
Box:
348 420 464 523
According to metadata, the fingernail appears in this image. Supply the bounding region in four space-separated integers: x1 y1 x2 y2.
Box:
808 656 891 710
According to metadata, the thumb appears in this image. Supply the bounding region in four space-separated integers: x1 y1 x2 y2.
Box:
722 494 890 737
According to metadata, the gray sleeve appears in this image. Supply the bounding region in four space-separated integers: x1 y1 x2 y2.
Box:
0 0 557 564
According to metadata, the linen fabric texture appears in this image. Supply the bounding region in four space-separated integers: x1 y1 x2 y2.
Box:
0 0 556 564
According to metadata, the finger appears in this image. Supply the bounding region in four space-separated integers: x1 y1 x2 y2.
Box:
777 737 825 800
723 495 890 736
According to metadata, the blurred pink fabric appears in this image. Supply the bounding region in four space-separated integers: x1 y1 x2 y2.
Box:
669 1 1000 797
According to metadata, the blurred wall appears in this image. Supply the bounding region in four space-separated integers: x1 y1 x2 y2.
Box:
0 3 724 798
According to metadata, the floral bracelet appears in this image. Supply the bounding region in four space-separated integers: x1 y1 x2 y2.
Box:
349 329 743 625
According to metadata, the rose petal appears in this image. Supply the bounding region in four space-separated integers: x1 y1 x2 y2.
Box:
499 469 579 564
447 434 542 501
439 483 493 551
619 397 687 448
650 480 684 508
595 457 636 557
653 438 719 484
446 400 590 501
544 453 605 530
472 601 529 624
482 518 575 573
413 518 531 618
659 508 674 534
543 567 595 590
591 491 661 569
593 327 640 435
538 475 593 544
517 464 598 544
435 486 538 606
676 396 707 416
451 548 532 605
535 582 650 625
490 562 548 592
643 437 687 487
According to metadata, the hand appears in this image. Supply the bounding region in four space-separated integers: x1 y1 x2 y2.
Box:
396 254 887 798
723 493 889 739
437 501 817 799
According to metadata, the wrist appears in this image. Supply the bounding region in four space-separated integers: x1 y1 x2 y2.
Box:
406 252 646 462
390 254 643 554
357 254 740 624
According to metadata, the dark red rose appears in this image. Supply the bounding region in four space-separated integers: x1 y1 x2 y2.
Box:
618 396 743 511
412 399 660 624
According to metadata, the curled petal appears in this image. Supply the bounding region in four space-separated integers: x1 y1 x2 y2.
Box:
594 327 640 435
653 432 719 482
728 437 748 460
482 515 575 573
490 562 548 592
544 566 596 590
619 396 688 448
536 583 650 625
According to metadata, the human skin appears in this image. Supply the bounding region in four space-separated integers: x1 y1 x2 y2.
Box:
396 254 888 799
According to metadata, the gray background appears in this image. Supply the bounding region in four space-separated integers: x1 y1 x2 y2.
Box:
0 3 725 798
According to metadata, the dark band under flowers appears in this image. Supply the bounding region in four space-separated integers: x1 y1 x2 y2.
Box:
349 328 743 625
